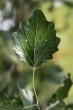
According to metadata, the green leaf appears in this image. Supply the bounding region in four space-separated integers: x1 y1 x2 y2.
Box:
66 104 73 110
12 9 60 67
18 84 33 110
0 90 9 103
46 94 66 110
45 74 73 110
0 90 22 110
56 74 73 101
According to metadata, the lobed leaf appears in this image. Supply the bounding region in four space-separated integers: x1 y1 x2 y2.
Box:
12 9 60 67
56 74 73 101
45 74 73 110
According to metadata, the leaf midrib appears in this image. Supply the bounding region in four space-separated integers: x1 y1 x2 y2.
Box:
34 15 38 66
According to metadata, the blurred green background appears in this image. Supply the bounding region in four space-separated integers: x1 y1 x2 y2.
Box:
0 0 73 105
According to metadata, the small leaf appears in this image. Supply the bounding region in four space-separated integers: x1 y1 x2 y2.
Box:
56 74 73 101
46 94 66 110
18 84 33 110
0 90 9 103
0 90 22 110
12 9 60 67
45 74 73 110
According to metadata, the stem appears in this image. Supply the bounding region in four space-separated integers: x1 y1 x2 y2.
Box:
15 104 37 110
46 101 59 110
32 66 41 110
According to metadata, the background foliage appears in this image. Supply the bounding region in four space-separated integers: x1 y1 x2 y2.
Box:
0 0 73 109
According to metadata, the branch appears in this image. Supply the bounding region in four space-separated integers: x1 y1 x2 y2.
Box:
46 101 59 110
32 66 41 110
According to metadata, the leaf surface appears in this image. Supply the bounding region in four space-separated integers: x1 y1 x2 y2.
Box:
18 84 33 110
56 74 73 101
45 74 73 110
12 9 60 67
0 90 22 110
